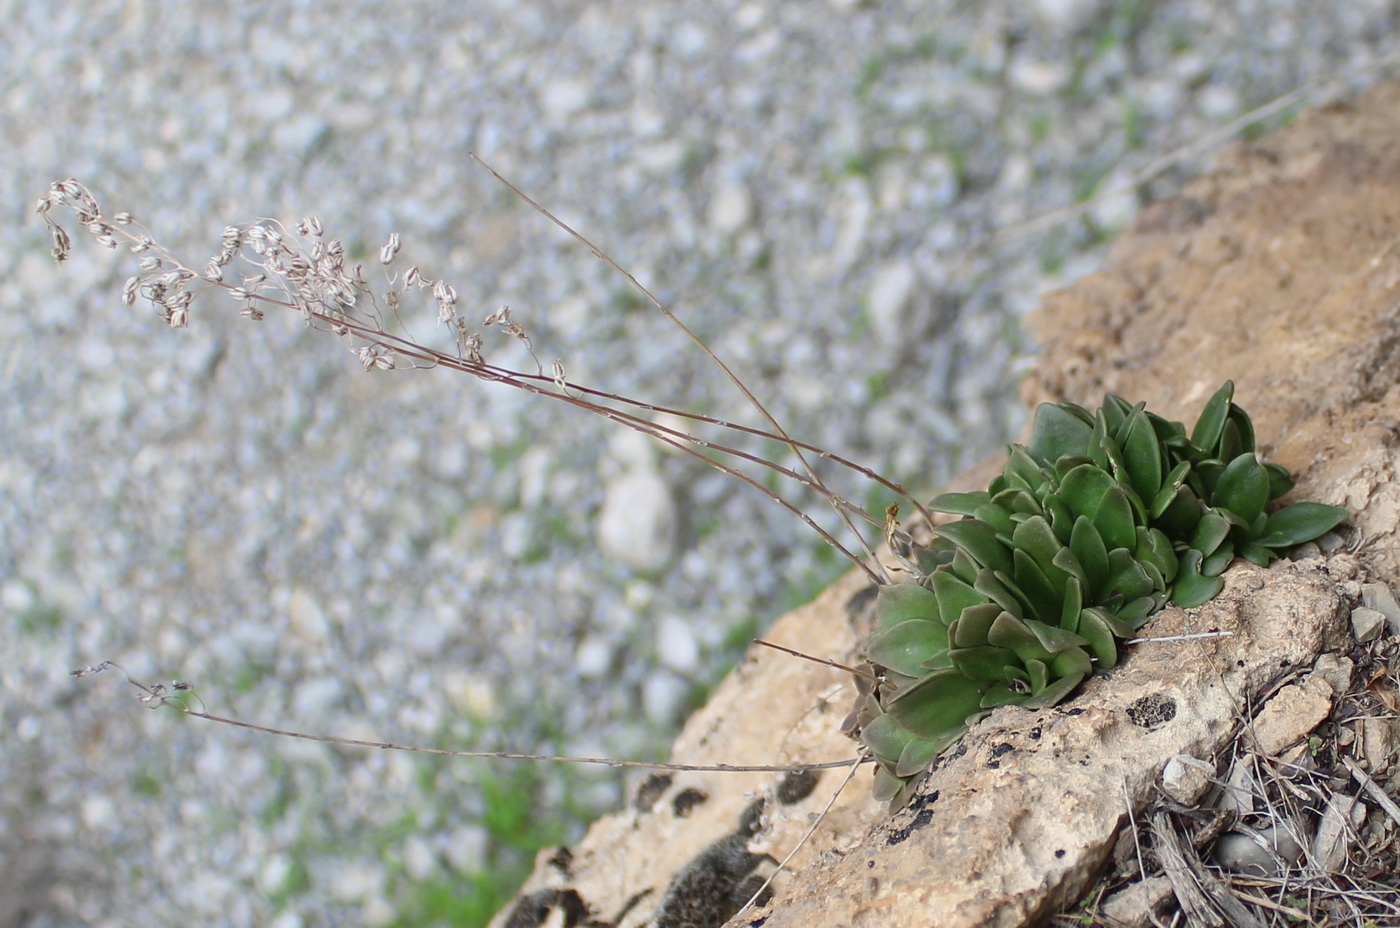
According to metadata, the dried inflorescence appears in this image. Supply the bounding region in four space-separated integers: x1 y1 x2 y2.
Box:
852 385 1349 808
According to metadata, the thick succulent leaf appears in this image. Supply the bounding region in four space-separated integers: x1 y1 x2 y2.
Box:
876 582 941 631
1226 404 1256 454
1026 658 1049 693
1098 432 1131 489
1028 402 1096 468
1136 526 1178 583
949 645 1021 682
1059 575 1083 632
867 619 951 678
1054 454 1098 478
859 712 917 765
930 490 991 517
872 764 907 804
1201 540 1235 578
1043 494 1074 544
1069 515 1111 596
895 732 950 778
1264 462 1295 501
1051 547 1090 603
884 670 987 741
1194 458 1225 499
932 569 988 628
987 612 1052 665
1048 646 1093 681
1004 445 1050 492
1093 485 1138 553
1023 618 1091 654
974 502 1016 535
1190 381 1234 455
1012 549 1063 620
1012 516 1064 578
1105 547 1155 603
1239 541 1273 566
937 519 1013 574
1117 596 1158 628
1150 461 1192 518
1191 510 1231 556
1212 453 1270 524
1254 502 1349 548
975 569 1026 618
1172 548 1225 607
980 682 1032 709
1022 672 1085 709
1155 483 1205 539
948 603 1002 648
1149 411 1188 449
949 549 980 584
1074 608 1120 667
1218 418 1245 463
1100 394 1132 435
1122 409 1165 502
1060 463 1115 520
992 487 1042 516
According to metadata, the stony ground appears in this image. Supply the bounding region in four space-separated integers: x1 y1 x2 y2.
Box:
4 1 1400 926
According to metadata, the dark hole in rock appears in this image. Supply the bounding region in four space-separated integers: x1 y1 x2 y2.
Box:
1126 693 1177 729
634 773 673 812
777 768 820 805
672 787 708 818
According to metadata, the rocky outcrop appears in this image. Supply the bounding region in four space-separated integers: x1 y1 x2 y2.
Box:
492 81 1400 928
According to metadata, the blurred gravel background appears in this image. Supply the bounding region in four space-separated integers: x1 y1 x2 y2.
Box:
3 1 1399 925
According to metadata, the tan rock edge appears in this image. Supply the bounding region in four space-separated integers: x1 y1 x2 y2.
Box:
492 81 1400 928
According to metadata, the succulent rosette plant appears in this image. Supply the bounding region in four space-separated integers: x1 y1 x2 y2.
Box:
852 382 1348 807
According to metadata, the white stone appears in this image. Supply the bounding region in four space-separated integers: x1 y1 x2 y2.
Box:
288 588 330 645
1161 754 1214 806
707 182 752 236
402 835 437 881
656 615 700 674
541 78 590 120
445 824 490 875
291 676 344 718
642 672 689 726
596 469 677 572
866 261 918 349
575 635 614 678
1361 582 1400 633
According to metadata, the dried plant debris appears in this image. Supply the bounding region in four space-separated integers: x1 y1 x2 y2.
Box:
1048 606 1400 928
851 385 1348 808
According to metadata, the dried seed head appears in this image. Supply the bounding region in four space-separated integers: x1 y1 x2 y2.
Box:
112 212 133 225
379 232 401 265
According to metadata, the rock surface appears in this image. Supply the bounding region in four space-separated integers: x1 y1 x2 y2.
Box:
492 81 1400 928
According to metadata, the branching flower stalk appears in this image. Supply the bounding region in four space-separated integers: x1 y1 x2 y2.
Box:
38 176 934 587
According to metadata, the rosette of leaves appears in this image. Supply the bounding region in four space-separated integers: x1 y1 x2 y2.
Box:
853 382 1347 807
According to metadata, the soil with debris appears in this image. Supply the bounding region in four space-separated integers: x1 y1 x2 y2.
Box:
494 81 1400 928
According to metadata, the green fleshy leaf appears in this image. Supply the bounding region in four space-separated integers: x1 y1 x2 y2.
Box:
930 490 991 516
937 519 1013 574
1172 548 1225 607
1060 576 1083 632
1150 461 1192 519
1004 445 1050 492
1254 502 1349 548
884 670 987 741
1194 459 1225 499
1025 658 1049 693
975 569 1026 618
1098 432 1131 490
875 582 941 631
991 487 1042 516
867 619 951 678
1190 381 1234 455
1154 483 1205 540
1191 510 1231 556
860 712 917 764
1012 549 1063 621
1218 417 1244 463
1028 402 1096 468
987 612 1052 665
1226 404 1256 455
1212 453 1270 524
1093 485 1138 553
1069 515 1111 596
932 569 988 628
1136 526 1177 583
1047 646 1093 682
1051 548 1090 604
980 682 1032 709
872 763 907 803
1201 541 1235 578
1084 605 1135 638
1022 672 1085 709
1117 596 1157 627
1022 618 1091 654
949 549 979 584
1060 463 1115 521
949 645 1022 682
948 603 1002 648
1239 541 1273 566
1044 494 1075 544
1105 548 1154 602
1264 462 1295 501
974 502 1016 535
895 733 949 778
1101 394 1132 436
1054 454 1098 478
1122 409 1165 502
1075 609 1120 667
